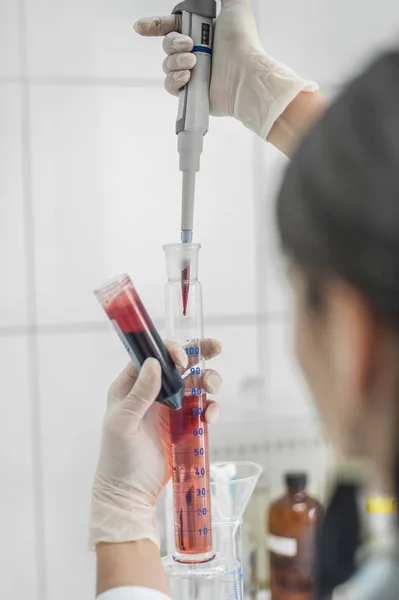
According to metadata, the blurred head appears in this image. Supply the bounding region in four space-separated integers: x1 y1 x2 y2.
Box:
277 53 399 485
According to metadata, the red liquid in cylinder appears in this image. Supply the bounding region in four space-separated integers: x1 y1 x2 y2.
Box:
170 391 212 559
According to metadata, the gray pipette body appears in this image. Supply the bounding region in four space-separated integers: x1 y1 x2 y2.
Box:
172 0 216 243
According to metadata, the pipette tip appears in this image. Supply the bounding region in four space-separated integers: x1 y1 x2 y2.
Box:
181 230 193 244
182 265 190 316
180 233 192 315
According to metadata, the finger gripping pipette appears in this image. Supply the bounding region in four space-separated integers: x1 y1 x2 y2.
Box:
172 0 216 244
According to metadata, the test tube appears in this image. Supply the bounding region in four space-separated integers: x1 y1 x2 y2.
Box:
95 274 185 410
164 243 214 563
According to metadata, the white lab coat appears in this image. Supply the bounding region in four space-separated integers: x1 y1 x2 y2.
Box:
98 587 170 600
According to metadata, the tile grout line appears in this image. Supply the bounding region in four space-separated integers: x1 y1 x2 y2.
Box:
18 1 46 599
0 312 292 337
0 75 21 84
0 75 337 90
251 136 269 410
0 75 164 88
257 138 274 419
251 0 269 411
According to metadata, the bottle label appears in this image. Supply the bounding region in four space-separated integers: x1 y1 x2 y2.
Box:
268 531 316 595
267 534 297 557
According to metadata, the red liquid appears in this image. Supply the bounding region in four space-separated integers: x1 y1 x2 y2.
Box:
170 392 212 559
181 266 190 317
104 282 149 333
97 277 184 409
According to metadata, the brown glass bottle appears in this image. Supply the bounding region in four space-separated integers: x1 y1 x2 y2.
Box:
268 473 323 600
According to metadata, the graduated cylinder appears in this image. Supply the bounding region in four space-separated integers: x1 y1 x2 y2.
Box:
163 243 213 563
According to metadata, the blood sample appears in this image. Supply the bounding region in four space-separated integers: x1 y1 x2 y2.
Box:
171 386 212 560
181 265 190 316
95 274 185 410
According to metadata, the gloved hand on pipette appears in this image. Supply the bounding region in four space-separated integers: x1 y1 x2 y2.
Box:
90 338 222 550
134 0 318 142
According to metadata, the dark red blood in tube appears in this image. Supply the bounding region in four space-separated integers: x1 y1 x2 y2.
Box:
95 275 184 410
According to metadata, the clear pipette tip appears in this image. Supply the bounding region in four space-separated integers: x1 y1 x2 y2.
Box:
180 233 192 317
181 230 193 244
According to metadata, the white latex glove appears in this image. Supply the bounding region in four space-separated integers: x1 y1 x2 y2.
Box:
134 0 318 139
90 339 222 549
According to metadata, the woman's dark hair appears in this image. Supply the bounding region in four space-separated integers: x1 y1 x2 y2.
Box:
276 52 399 599
277 52 399 325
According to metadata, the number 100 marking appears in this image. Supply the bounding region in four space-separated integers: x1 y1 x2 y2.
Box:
186 347 200 355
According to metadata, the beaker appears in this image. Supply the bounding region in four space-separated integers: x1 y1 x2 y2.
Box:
167 520 243 600
163 461 263 600
213 520 244 600
163 243 213 563
210 462 264 600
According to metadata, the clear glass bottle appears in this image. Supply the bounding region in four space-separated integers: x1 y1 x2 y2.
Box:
163 243 213 563
268 472 323 600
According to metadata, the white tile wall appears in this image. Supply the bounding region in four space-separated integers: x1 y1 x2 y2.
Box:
38 330 127 600
261 143 291 315
259 87 336 318
30 84 180 324
263 320 314 419
267 441 329 501
0 337 37 599
203 322 260 411
0 0 20 77
30 85 256 324
0 85 28 326
2 0 396 595
196 118 257 317
259 0 399 86
26 0 168 79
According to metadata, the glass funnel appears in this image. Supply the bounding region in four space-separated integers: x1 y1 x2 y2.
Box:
210 462 263 522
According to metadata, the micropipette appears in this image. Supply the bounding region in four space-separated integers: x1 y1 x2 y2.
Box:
171 0 216 314
172 0 216 244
